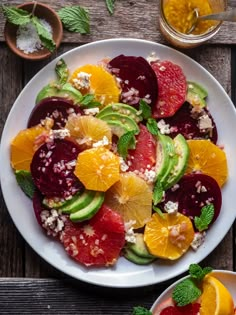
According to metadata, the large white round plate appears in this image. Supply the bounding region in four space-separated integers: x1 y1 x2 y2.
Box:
150 270 236 313
1 38 236 288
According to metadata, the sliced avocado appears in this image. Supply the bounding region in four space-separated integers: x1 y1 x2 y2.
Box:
60 190 96 214
70 192 105 222
123 248 156 265
97 103 142 123
164 134 190 190
42 192 80 209
36 82 82 104
127 233 155 259
155 133 172 181
98 112 140 135
104 120 130 138
186 81 208 107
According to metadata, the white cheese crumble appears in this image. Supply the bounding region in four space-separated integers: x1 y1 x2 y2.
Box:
143 168 156 184
157 119 171 134
198 114 213 131
164 201 179 214
73 71 91 90
49 128 70 140
84 107 100 116
191 232 206 251
40 209 65 237
124 220 136 243
92 136 109 148
119 157 129 172
16 19 52 54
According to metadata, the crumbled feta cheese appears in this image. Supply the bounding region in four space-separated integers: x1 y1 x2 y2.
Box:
84 107 100 116
143 168 156 184
198 114 213 131
50 128 70 140
157 119 171 134
124 220 136 243
164 201 179 214
75 71 91 89
191 232 206 251
40 209 65 237
92 136 109 148
119 157 129 172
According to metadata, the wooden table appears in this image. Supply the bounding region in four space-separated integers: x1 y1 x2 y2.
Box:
0 1 236 314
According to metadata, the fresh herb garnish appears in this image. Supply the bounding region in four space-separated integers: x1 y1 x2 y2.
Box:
139 99 152 120
172 263 212 306
105 0 116 15
15 170 35 199
153 181 164 205
153 206 164 218
32 16 56 52
117 130 136 159
58 6 90 34
55 59 69 85
79 94 101 108
132 306 152 315
194 204 214 232
146 118 159 136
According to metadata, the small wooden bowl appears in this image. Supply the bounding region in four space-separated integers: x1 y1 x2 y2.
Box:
4 2 63 61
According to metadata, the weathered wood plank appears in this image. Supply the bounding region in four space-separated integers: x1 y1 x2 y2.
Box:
0 43 25 277
1 0 236 45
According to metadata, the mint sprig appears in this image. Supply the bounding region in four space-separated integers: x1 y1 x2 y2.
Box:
194 204 214 232
139 99 152 120
79 94 101 108
146 118 159 136
117 130 136 159
189 264 213 281
15 170 35 199
105 0 116 15
153 181 163 205
132 306 152 315
1 5 31 25
55 59 69 85
32 16 56 52
58 6 90 34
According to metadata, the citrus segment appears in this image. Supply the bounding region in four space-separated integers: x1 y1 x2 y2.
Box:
74 147 120 192
10 125 49 171
186 140 228 187
65 115 112 148
144 212 194 260
104 172 152 229
70 64 120 106
200 275 234 315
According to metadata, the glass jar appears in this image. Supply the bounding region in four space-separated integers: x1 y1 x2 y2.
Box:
159 0 227 48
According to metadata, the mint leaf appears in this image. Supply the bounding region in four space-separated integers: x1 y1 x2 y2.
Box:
153 206 164 218
15 170 35 199
1 5 31 25
189 263 213 281
117 130 136 159
58 6 90 34
55 59 69 85
194 204 214 232
105 0 116 15
172 278 202 306
80 94 101 108
153 181 163 205
132 306 152 315
32 16 56 52
139 99 152 120
146 118 159 136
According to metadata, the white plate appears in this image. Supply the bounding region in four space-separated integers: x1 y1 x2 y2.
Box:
150 270 236 313
1 38 236 288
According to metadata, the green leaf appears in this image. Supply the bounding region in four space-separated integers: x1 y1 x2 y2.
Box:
194 204 214 232
15 170 35 199
55 59 69 85
153 181 163 205
32 16 56 52
153 206 164 218
58 6 90 34
1 5 31 25
146 118 159 136
117 130 136 159
132 306 152 315
172 278 202 306
189 264 213 281
80 94 101 108
105 0 116 15
139 99 152 120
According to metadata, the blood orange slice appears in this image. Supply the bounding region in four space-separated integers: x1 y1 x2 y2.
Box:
151 60 187 118
153 297 200 315
61 204 125 266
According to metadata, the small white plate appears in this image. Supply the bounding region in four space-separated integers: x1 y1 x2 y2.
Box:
151 270 236 313
1 38 236 288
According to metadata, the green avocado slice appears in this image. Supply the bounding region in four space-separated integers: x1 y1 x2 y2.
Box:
127 233 156 259
123 248 156 265
186 81 208 108
60 190 96 214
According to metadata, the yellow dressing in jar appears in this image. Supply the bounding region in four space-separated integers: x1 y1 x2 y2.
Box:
163 0 218 35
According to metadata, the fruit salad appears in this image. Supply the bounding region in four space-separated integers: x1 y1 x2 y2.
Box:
10 53 228 267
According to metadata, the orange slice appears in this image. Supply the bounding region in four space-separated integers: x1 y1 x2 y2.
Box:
186 139 228 187
200 274 234 315
10 125 49 171
74 147 120 192
65 115 112 148
70 64 120 106
105 172 152 229
144 212 194 260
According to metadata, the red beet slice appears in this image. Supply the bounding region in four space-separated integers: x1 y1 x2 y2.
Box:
161 174 222 225
157 102 218 144
27 97 82 129
127 124 156 173
151 60 187 118
108 55 158 107
31 139 83 198
61 204 125 267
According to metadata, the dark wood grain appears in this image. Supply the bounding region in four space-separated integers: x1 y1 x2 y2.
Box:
1 0 236 45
